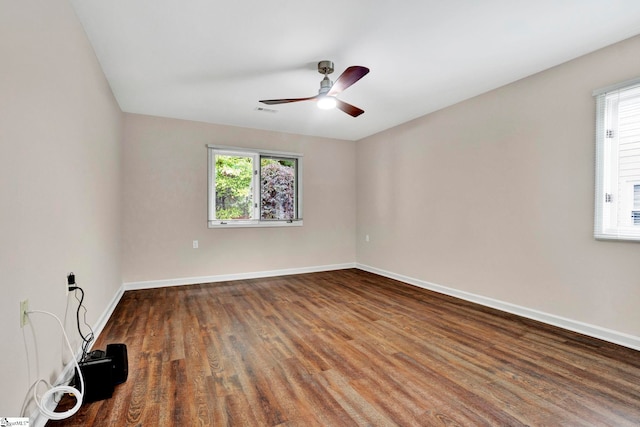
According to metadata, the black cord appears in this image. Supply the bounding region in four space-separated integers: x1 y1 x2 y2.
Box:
73 287 95 361
74 287 86 340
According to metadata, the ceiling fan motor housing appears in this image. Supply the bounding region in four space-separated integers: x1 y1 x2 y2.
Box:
317 60 334 75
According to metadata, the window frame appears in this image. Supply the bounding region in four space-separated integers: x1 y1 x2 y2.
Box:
633 184 640 226
593 77 640 241
207 145 303 228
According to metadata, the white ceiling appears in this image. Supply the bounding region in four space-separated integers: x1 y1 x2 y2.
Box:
69 0 640 141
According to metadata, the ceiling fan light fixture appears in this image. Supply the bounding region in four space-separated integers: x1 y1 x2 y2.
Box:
317 95 337 110
258 62 369 117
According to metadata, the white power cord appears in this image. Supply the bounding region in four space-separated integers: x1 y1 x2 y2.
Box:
27 309 85 420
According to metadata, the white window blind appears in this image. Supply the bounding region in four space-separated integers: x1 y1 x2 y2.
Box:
594 78 640 241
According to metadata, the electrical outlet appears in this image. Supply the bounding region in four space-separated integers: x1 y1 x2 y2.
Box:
193 240 199 249
20 299 29 328
66 272 75 295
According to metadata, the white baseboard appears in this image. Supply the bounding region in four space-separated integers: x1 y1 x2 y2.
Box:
357 263 640 352
122 262 357 291
93 285 125 338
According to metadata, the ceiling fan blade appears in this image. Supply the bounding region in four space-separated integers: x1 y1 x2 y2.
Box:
259 96 317 105
327 66 370 96
336 99 365 117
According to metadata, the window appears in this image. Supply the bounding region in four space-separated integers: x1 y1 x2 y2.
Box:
594 77 640 241
207 145 303 227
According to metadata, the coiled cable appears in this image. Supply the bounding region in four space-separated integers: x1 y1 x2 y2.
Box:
28 309 84 420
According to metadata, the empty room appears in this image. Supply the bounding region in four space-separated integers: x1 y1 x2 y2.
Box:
3 1 640 425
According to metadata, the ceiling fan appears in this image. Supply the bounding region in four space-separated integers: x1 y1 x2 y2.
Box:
259 61 370 117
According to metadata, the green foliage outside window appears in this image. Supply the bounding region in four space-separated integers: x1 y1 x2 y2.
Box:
215 155 253 219
214 154 297 221
261 158 295 220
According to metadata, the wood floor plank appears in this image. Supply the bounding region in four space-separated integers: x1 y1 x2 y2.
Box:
318 368 398 426
47 269 640 426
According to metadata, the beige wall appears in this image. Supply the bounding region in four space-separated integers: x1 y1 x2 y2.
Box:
0 0 123 417
122 114 356 283
356 34 640 337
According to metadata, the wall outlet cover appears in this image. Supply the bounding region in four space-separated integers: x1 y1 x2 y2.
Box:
20 299 29 327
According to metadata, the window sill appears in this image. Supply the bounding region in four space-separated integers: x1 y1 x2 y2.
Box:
208 220 303 229
595 230 640 242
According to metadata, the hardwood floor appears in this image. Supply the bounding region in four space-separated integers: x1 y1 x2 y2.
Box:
48 269 640 426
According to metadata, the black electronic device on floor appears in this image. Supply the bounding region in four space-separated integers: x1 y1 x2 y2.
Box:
106 343 129 385
75 343 128 404
77 357 114 403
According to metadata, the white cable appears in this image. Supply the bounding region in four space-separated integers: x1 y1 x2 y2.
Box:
27 309 85 420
